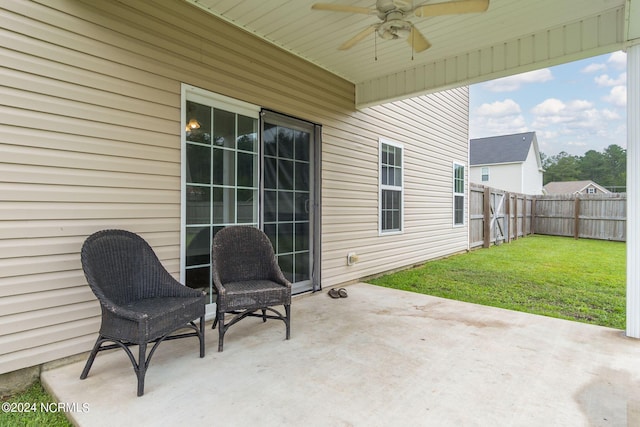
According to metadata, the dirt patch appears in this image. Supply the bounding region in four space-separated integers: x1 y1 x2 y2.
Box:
411 304 512 329
575 367 640 426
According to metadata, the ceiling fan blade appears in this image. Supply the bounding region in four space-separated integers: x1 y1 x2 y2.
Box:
408 26 431 52
311 3 375 14
414 0 489 17
339 25 377 50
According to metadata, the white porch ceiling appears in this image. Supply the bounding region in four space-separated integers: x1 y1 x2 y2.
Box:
188 0 633 108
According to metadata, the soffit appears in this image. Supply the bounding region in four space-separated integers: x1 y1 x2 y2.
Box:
186 0 630 108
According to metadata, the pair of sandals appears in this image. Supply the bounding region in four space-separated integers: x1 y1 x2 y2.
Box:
328 288 348 299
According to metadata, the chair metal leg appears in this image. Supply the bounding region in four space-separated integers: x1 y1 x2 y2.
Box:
285 304 291 340
80 336 104 380
199 315 205 357
136 342 147 397
79 335 148 396
217 311 226 352
214 302 291 350
80 320 204 396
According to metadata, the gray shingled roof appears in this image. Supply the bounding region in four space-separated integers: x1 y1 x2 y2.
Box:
470 132 536 165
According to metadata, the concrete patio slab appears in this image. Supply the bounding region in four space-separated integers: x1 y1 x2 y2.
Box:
42 283 640 426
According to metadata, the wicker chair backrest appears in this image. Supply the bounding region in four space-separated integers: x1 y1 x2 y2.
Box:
212 226 279 284
81 229 172 304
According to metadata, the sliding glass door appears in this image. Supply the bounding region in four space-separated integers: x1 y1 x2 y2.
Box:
181 86 318 299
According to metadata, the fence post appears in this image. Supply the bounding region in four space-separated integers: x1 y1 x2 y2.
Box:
483 186 491 248
505 192 511 243
522 194 527 237
512 194 517 241
530 198 536 235
574 196 580 239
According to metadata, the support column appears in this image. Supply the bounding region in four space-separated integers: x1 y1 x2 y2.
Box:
626 43 640 338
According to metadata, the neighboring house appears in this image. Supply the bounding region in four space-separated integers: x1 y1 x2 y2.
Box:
470 132 544 195
0 1 469 376
544 180 612 195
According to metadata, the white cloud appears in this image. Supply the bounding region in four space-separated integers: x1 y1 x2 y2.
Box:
536 130 560 153
531 98 616 133
580 51 625 75
538 130 559 140
601 109 621 120
594 72 626 87
567 99 593 110
470 99 527 138
604 85 627 107
531 98 565 116
581 63 606 73
469 116 528 139
607 51 627 70
528 94 624 154
476 98 521 117
482 68 553 92
531 98 593 117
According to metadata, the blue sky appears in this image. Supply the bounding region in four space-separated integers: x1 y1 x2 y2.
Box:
469 51 627 157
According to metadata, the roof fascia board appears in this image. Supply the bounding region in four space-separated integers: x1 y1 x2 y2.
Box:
530 134 543 170
471 161 524 167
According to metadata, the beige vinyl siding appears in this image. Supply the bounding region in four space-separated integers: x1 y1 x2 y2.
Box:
0 0 468 374
322 91 469 286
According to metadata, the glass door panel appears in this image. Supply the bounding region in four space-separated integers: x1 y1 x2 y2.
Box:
184 98 259 303
262 118 314 293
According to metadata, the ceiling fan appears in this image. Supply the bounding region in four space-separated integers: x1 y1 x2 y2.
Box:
311 0 489 53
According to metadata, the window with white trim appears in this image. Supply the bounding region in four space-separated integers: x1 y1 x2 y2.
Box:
481 166 489 182
453 163 465 226
380 139 403 233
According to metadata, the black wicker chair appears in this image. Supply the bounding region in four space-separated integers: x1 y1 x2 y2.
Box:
212 226 292 352
79 229 206 396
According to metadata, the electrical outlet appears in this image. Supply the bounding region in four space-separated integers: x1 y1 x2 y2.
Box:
347 252 359 266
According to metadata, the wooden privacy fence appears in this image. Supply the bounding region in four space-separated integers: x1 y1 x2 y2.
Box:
534 193 626 241
469 184 627 248
470 184 534 249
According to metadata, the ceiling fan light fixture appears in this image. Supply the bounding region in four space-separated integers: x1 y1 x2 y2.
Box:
185 118 201 132
378 28 396 40
396 26 411 39
378 18 411 40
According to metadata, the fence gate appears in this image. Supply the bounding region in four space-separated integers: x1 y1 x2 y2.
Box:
491 192 506 245
470 184 522 249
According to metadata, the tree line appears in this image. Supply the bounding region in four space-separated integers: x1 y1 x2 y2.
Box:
541 144 626 192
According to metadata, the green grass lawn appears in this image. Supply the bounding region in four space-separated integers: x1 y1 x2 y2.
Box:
368 235 626 329
0 380 72 427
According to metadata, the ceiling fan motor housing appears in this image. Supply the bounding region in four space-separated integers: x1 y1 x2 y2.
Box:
376 0 413 16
